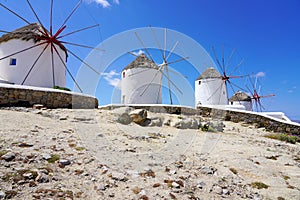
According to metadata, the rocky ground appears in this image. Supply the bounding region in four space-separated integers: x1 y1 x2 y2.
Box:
0 107 299 200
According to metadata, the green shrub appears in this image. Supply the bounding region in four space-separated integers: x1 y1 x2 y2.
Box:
53 86 71 91
265 133 298 144
251 181 269 189
47 154 60 163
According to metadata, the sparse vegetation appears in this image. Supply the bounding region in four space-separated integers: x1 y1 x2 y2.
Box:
264 133 298 144
251 181 269 189
75 147 85 151
47 154 60 163
201 124 217 132
282 175 290 180
53 86 71 91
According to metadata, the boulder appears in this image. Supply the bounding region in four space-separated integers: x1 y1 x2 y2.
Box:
170 117 200 129
149 117 163 127
130 109 147 124
117 113 132 125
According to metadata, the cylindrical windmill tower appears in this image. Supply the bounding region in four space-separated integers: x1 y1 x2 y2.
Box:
0 23 67 88
229 91 252 111
195 67 228 107
121 54 162 104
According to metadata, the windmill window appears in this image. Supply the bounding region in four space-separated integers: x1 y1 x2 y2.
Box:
10 58 17 66
198 81 201 85
123 72 125 78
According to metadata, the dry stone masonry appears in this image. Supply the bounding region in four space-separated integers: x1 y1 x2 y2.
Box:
0 85 98 109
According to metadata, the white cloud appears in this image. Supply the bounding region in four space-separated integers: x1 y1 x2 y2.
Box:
131 50 145 56
101 70 121 89
288 89 293 93
85 0 120 7
85 0 111 8
255 71 266 78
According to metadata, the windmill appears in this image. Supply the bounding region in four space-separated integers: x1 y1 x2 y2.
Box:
121 27 189 105
0 0 100 92
204 46 246 105
245 74 275 112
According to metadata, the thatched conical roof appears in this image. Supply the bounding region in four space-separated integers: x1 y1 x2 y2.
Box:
123 53 158 71
196 67 221 80
229 91 251 102
0 23 67 53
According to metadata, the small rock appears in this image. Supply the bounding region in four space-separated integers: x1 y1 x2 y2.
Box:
200 166 217 175
130 109 147 124
42 153 52 160
1 152 15 162
149 117 163 127
222 189 229 195
18 142 34 148
59 159 71 166
196 181 206 189
111 172 128 181
169 170 176 175
132 187 141 194
172 182 180 188
117 113 132 125
97 184 106 191
0 191 5 199
23 172 34 179
153 183 161 188
36 173 50 183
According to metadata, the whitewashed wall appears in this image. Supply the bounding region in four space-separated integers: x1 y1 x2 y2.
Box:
121 67 162 104
230 100 252 111
0 39 66 88
195 78 228 106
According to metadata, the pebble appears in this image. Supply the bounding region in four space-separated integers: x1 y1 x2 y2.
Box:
42 153 52 160
59 159 71 166
1 152 15 162
172 182 180 188
0 191 5 199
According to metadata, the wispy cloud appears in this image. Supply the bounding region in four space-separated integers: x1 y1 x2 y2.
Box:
255 71 266 78
288 89 293 93
85 0 120 8
131 50 145 56
101 70 121 89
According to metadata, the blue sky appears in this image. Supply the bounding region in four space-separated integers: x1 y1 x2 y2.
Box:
1 0 299 119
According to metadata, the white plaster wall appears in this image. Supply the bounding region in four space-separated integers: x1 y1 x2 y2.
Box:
0 39 66 88
230 101 252 111
121 67 162 104
195 78 228 106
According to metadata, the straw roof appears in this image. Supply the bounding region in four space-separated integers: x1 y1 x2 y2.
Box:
123 54 159 71
0 23 67 53
229 91 251 102
196 67 221 80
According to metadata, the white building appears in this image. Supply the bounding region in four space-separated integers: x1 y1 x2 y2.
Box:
195 67 228 106
0 23 67 88
229 91 252 111
121 54 162 104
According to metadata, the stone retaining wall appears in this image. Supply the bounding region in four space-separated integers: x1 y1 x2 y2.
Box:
0 85 98 109
101 104 300 135
198 106 300 135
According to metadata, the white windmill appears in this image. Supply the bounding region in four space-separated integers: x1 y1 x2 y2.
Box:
0 1 100 92
195 47 246 107
121 28 188 105
229 91 252 111
195 67 227 106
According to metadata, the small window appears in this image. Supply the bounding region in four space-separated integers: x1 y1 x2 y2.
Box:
198 81 201 85
10 58 17 66
123 72 125 78
231 102 233 105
